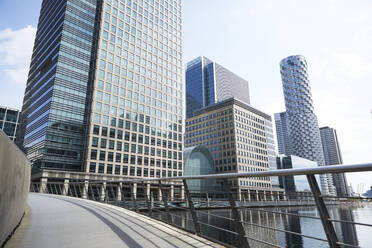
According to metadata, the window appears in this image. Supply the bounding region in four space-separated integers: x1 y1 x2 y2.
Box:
89 162 96 173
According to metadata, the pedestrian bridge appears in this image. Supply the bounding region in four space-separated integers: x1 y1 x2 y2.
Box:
5 193 223 248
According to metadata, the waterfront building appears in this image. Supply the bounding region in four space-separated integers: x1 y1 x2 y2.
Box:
185 98 284 201
0 106 20 143
185 56 250 118
17 0 183 184
184 145 216 193
279 55 335 195
276 155 318 199
274 112 290 155
320 126 349 196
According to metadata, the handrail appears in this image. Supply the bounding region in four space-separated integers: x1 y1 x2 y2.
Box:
87 162 372 184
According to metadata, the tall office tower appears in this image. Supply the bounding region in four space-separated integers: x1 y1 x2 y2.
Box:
274 111 290 155
280 55 335 195
185 56 250 118
185 98 284 200
0 106 20 143
320 127 349 196
18 0 183 181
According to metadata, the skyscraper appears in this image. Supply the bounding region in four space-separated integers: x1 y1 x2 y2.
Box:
320 126 349 196
18 0 183 181
274 111 290 155
185 56 250 118
279 55 335 195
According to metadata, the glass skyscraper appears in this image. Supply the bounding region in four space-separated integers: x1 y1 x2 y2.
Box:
274 111 290 155
279 55 335 195
18 0 183 180
320 126 349 196
185 56 250 118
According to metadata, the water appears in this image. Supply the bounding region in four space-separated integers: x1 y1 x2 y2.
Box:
155 203 372 247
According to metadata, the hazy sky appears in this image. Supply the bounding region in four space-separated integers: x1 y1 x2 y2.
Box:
0 0 371 193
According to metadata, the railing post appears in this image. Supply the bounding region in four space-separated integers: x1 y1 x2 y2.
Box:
100 182 106 202
82 181 88 199
63 179 69 196
143 182 152 217
170 182 174 201
159 181 172 223
40 178 47 193
306 174 340 248
116 182 122 203
130 182 138 212
183 179 201 235
223 179 250 248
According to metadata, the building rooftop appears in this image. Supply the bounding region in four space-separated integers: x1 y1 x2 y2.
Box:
191 97 271 121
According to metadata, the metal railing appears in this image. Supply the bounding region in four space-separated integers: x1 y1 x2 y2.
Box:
30 162 372 248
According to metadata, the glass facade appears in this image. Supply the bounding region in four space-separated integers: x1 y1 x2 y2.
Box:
279 55 335 195
184 146 216 192
185 56 250 118
18 0 183 177
274 111 290 155
185 57 205 118
277 155 320 198
320 127 349 196
85 0 183 178
0 106 20 142
18 0 98 171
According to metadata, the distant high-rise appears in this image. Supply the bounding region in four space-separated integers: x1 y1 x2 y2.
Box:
320 127 349 196
274 112 290 155
18 0 183 182
185 56 250 118
0 106 20 143
279 55 335 195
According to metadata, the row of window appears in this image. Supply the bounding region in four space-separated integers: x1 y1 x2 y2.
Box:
90 145 182 160
185 108 233 126
89 162 182 177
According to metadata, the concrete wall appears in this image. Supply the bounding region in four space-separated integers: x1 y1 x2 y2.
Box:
0 130 30 246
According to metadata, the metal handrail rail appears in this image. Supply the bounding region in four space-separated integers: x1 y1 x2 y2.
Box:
87 162 372 183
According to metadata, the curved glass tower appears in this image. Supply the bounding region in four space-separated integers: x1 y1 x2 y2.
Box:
280 55 335 195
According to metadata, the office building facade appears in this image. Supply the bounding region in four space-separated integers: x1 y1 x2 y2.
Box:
185 98 284 201
18 0 183 181
0 106 20 143
320 126 349 196
185 56 250 118
279 55 335 195
274 111 290 155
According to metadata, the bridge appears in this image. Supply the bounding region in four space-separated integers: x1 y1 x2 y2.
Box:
5 193 222 248
1 130 372 248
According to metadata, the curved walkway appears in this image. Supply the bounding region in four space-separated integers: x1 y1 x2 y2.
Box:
5 193 223 248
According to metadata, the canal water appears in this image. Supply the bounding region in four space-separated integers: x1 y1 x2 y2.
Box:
155 203 372 247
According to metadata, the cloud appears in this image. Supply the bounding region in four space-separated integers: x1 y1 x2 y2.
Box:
0 25 36 86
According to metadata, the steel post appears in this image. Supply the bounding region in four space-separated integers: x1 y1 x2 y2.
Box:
306 174 340 248
130 183 138 212
183 179 201 235
159 181 172 223
223 179 250 248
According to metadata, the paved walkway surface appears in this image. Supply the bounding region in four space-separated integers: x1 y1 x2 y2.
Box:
5 193 224 248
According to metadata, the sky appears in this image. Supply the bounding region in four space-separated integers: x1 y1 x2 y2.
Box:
0 0 371 193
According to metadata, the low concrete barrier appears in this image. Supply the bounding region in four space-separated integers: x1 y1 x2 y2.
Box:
0 130 30 246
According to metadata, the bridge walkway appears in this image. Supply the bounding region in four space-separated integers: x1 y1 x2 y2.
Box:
5 193 223 248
